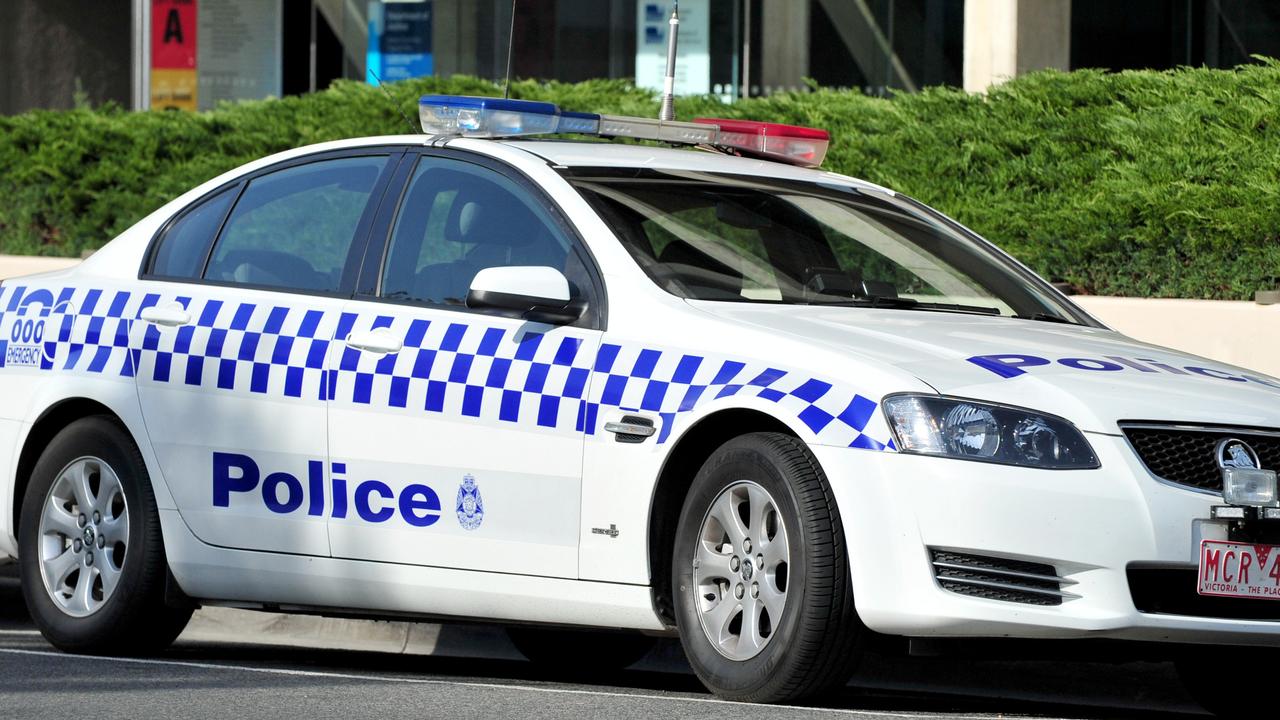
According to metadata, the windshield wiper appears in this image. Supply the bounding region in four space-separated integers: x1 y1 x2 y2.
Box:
815 295 1002 316
1014 312 1078 325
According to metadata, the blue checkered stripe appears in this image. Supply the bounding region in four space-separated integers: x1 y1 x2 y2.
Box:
136 295 335 400
586 344 895 450
0 284 894 451
0 285 136 375
329 313 596 432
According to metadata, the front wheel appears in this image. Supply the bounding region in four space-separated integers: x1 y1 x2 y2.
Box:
672 432 865 702
18 416 192 654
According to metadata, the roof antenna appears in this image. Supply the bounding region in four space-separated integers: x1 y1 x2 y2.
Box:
368 66 420 134
503 0 518 99
658 1 680 121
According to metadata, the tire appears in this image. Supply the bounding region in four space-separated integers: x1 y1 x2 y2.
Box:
672 432 865 703
18 416 192 654
1176 649 1277 717
507 627 656 671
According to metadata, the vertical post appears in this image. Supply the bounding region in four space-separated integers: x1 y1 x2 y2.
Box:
963 0 1070 93
760 0 808 95
131 0 151 110
658 2 679 121
309 0 317 93
741 0 751 98
884 0 894 91
730 0 740 101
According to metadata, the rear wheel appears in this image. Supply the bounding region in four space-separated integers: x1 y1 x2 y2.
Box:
672 432 865 702
19 416 191 654
507 627 656 671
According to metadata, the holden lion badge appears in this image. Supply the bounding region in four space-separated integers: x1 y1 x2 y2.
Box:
456 475 484 531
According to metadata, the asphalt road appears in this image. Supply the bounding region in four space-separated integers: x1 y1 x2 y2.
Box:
0 565 1208 720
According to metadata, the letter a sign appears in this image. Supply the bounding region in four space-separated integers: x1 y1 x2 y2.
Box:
150 0 198 111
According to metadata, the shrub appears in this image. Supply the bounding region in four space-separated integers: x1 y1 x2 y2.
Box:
2 65 1279 299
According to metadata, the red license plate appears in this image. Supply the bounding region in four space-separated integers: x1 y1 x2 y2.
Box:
1198 540 1280 600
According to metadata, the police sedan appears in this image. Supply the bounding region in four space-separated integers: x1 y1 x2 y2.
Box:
1 96 1276 715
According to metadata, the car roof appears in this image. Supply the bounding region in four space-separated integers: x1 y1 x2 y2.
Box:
262 135 888 195
491 138 887 191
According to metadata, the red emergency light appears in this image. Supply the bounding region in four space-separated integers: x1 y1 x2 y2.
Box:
695 118 831 168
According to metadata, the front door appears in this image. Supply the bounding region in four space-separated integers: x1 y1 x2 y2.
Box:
325 152 603 578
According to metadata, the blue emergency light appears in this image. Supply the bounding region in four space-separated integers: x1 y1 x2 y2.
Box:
555 110 602 135
418 95 560 138
416 95 831 167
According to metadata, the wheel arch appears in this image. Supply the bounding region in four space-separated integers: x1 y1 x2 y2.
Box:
646 407 802 625
12 397 129 534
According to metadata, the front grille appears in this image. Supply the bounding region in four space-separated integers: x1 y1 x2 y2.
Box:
1129 567 1280 621
930 549 1073 606
1122 424 1280 493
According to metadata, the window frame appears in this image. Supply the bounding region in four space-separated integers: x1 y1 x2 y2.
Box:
354 147 609 331
139 146 407 300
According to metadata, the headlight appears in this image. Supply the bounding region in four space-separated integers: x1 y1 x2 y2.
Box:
882 394 1099 469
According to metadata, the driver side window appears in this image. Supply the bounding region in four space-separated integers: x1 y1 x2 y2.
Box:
380 157 590 309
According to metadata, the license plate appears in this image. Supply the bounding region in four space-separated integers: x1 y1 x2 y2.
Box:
1198 540 1280 600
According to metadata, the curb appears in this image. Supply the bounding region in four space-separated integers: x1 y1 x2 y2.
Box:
0 255 80 281
179 606 525 660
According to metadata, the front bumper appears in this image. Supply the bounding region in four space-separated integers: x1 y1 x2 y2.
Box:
814 433 1280 646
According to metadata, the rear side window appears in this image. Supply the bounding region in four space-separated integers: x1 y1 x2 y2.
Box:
149 189 235 279
204 156 387 293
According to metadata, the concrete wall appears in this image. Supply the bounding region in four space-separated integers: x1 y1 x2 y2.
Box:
964 0 1071 92
1073 295 1280 378
0 255 80 279
0 255 1275 378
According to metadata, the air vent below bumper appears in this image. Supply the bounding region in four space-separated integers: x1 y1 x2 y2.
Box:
930 549 1075 606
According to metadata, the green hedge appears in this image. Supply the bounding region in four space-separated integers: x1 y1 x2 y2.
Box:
3 64 1280 300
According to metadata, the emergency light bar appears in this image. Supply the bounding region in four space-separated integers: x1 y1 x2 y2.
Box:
417 95 831 167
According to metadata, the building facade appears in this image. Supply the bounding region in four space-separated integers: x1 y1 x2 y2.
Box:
2 0 1279 115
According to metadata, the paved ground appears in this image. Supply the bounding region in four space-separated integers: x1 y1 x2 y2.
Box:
0 566 1207 720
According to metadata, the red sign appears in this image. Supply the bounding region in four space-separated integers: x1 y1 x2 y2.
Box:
152 0 197 70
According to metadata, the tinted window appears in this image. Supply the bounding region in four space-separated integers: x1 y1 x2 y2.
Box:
205 156 386 293
150 189 234 278
380 158 585 306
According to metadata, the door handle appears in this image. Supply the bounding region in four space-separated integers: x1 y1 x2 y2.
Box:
604 415 657 443
139 303 191 328
346 328 403 355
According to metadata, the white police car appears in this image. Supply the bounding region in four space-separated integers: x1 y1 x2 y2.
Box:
1 96 1277 713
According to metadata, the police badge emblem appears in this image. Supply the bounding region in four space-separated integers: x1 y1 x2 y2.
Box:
456 474 484 530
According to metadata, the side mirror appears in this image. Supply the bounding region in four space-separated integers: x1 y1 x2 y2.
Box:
466 266 586 325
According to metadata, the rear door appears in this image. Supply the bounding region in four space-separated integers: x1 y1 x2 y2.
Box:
129 149 401 555
324 150 605 577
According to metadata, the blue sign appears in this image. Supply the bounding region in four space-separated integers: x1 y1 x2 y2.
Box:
368 1 433 84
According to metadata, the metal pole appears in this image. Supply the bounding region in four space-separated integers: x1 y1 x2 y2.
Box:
742 0 751 98
730 0 740 101
884 0 894 92
131 0 150 110
504 0 517 98
658 1 680 121
309 0 317 93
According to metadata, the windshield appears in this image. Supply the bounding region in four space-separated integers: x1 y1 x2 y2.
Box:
566 169 1086 322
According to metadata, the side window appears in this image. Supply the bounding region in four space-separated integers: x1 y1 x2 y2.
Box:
380 157 583 306
204 156 387 293
149 188 235 279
